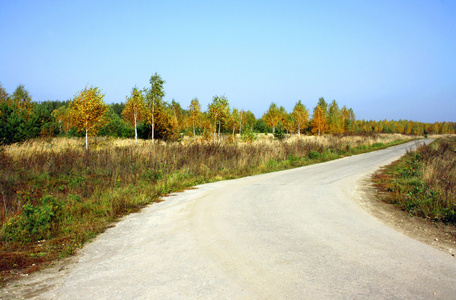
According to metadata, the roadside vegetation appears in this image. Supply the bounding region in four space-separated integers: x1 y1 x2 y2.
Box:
373 137 456 224
0 133 415 281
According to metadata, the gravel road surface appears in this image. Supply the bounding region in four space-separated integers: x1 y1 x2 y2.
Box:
3 140 456 299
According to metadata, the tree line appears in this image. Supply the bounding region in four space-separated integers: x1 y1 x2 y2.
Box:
1 75 454 147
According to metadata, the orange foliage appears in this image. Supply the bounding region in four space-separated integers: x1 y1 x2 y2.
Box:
311 105 328 136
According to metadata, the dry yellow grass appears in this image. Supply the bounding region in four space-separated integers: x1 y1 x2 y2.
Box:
3 133 421 159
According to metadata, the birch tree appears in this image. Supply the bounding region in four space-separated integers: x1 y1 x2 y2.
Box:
208 95 229 143
311 105 328 136
122 87 145 140
189 98 201 137
292 100 309 137
228 108 240 142
263 103 280 134
69 86 108 150
12 84 33 116
145 73 165 142
328 100 343 134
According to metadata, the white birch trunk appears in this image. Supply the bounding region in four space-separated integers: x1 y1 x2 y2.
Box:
151 100 155 142
239 111 243 135
192 115 195 137
134 114 137 141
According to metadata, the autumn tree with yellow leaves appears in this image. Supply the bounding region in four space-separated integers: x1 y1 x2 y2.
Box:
327 100 343 134
311 105 328 136
263 103 281 134
52 105 72 133
188 98 202 137
227 107 241 142
69 86 108 150
11 84 33 117
292 100 309 137
122 87 145 140
208 95 229 143
145 73 165 142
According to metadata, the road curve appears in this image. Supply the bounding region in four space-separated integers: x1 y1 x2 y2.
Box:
13 140 456 299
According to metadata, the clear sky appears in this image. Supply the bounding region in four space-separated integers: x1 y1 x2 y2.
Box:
1 0 455 122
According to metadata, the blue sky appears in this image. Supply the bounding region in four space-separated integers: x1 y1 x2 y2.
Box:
1 0 455 122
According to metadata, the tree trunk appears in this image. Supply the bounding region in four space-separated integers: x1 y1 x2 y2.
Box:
298 122 301 137
232 125 235 143
239 112 243 135
152 101 155 142
134 114 137 141
218 122 221 143
152 121 154 141
192 116 195 137
85 128 88 150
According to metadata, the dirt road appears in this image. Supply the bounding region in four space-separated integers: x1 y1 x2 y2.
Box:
3 140 456 299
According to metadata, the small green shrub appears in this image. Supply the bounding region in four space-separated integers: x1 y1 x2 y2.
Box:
2 195 60 242
241 127 257 142
142 168 163 182
266 158 279 169
371 143 384 148
308 151 320 159
273 125 285 140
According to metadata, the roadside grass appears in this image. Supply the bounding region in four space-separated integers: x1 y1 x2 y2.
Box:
0 133 416 282
373 137 456 224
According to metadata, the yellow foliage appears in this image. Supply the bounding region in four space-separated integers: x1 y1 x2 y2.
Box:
122 87 145 127
311 105 328 136
69 86 108 138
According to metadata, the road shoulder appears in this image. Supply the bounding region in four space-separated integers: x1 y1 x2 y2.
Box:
356 175 456 258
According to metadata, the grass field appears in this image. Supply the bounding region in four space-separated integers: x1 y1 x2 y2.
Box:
0 133 416 282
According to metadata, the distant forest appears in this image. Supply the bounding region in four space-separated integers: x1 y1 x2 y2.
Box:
1 78 454 146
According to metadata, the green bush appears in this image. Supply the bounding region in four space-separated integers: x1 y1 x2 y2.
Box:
273 124 285 140
308 151 320 159
241 127 257 142
2 195 60 242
